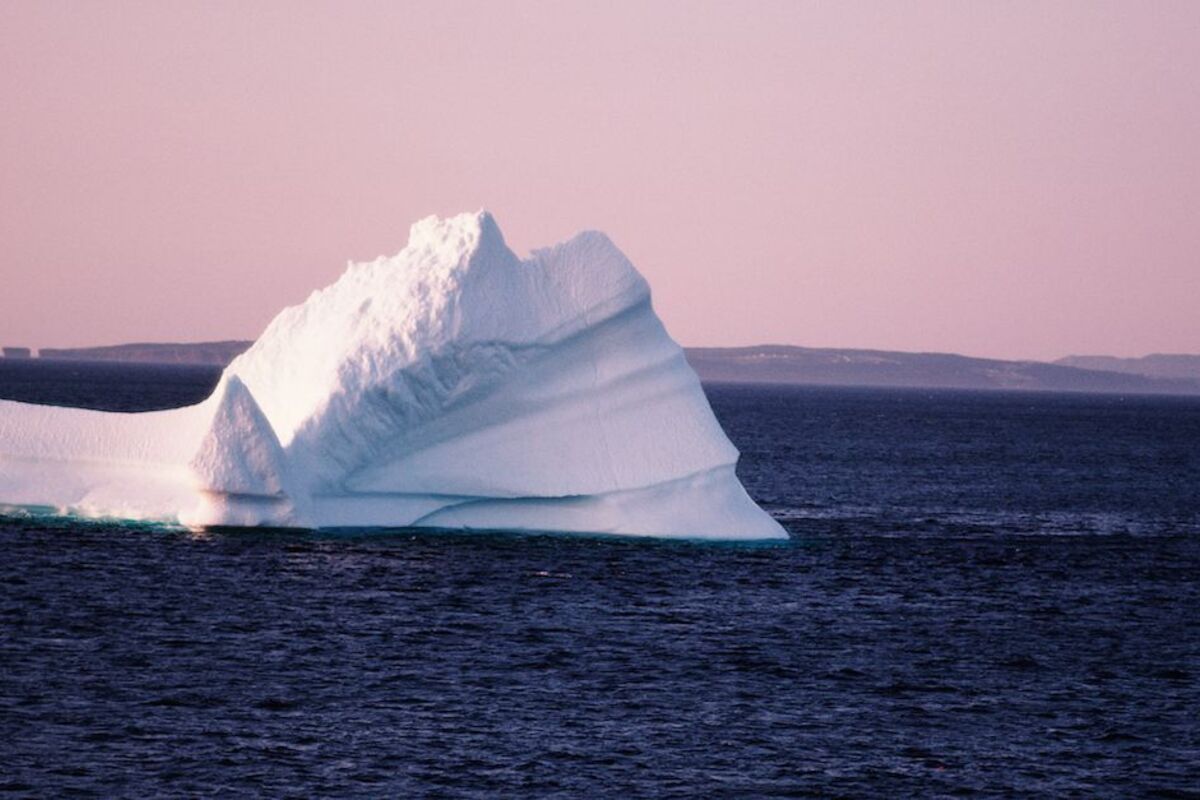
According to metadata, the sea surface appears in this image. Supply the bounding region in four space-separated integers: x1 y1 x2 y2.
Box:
1 359 1198 798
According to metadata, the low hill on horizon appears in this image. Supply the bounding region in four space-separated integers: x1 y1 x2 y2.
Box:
5 340 1199 396
686 345 1200 395
36 341 252 367
1056 353 1200 382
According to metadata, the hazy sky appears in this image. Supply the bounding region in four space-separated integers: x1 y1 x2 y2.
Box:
2 1 1197 359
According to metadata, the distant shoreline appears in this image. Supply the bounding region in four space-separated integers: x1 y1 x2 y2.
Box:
2 341 1198 397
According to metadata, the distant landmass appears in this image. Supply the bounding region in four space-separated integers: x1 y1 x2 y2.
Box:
36 341 252 367
1055 354 1200 382
686 346 1200 395
4 340 1199 396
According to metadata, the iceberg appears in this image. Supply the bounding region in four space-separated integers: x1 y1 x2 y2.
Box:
0 212 786 540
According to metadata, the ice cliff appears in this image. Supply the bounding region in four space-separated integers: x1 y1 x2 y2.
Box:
0 212 786 540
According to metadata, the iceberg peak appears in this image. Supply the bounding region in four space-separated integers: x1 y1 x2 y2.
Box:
402 209 509 272
0 212 787 540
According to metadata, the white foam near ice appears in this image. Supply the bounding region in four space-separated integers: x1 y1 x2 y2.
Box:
0 212 786 540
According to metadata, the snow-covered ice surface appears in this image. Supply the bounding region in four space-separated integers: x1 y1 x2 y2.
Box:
0 212 785 540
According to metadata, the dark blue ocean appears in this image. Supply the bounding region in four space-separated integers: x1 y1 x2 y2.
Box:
1 360 1198 798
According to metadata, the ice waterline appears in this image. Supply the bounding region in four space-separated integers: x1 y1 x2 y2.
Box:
0 212 786 540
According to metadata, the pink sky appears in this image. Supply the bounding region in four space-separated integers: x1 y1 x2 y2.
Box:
1 1 1197 360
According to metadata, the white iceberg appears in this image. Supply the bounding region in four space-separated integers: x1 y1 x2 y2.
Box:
0 212 786 540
